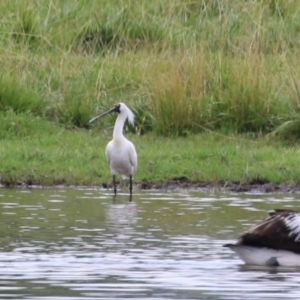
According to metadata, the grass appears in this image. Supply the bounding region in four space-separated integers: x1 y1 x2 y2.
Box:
1 1 300 187
0 113 299 187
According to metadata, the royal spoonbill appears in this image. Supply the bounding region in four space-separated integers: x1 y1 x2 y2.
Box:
89 102 137 201
224 209 300 267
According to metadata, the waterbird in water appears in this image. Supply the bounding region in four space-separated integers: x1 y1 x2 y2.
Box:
224 209 300 267
89 103 137 201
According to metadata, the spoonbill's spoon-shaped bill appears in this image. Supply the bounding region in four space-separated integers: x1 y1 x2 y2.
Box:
89 107 116 124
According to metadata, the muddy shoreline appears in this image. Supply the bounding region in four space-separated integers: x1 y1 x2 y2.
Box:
2 178 300 193
137 180 300 193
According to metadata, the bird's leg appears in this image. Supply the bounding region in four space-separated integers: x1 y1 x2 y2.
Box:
113 175 117 199
129 175 133 202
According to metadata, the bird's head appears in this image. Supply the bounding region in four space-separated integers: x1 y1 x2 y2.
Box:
117 103 135 126
89 102 135 125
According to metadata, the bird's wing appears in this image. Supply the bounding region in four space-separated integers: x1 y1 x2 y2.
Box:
239 210 300 253
128 143 138 172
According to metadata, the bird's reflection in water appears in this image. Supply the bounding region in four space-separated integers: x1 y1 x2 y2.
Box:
239 264 300 277
105 199 137 234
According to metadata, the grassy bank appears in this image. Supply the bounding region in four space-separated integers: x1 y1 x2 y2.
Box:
0 1 300 187
0 113 299 187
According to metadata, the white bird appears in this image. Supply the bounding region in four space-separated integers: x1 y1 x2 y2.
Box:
89 102 138 201
224 209 300 267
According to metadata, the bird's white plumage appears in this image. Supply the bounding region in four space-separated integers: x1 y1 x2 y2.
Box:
106 103 137 178
228 245 300 267
284 213 300 241
106 138 137 178
122 104 135 126
89 102 137 199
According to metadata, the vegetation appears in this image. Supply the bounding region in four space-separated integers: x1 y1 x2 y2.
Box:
0 0 300 187
1 115 300 187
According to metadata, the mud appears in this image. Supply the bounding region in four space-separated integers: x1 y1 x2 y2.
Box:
2 177 300 193
136 180 300 194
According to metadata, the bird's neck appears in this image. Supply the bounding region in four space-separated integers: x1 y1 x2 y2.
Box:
113 113 127 140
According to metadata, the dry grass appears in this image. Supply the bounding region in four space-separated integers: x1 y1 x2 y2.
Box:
1 0 300 137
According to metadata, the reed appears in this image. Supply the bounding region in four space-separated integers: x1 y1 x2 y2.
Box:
144 50 205 136
0 75 44 115
0 0 300 138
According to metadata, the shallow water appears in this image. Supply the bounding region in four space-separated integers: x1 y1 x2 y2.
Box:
0 188 299 300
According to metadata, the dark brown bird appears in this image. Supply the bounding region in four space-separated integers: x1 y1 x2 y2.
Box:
224 209 300 266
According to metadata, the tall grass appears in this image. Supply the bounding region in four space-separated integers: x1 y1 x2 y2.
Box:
144 50 205 136
0 75 44 115
206 54 280 133
1 0 300 137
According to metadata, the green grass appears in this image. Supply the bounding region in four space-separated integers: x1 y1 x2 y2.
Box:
0 114 299 187
1 1 300 136
1 1 300 186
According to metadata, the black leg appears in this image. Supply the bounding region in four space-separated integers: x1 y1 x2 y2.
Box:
113 175 117 199
129 175 133 202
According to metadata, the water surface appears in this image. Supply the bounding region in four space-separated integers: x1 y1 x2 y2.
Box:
0 188 299 299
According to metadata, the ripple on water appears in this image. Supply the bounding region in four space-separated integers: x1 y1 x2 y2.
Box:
0 189 298 299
